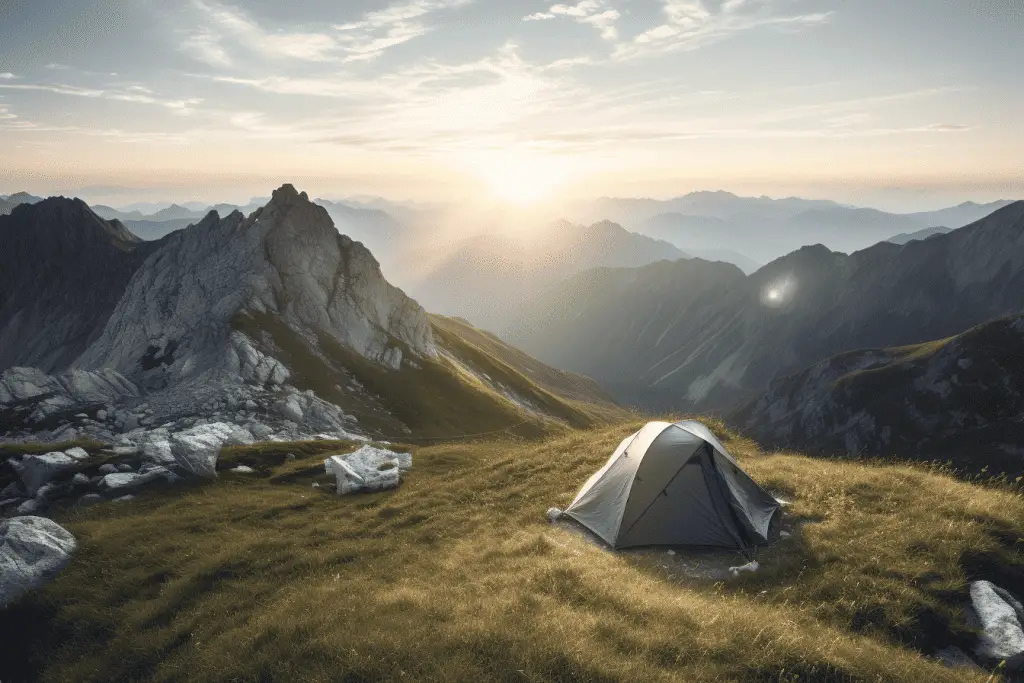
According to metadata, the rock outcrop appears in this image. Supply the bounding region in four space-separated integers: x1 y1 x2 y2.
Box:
0 516 76 607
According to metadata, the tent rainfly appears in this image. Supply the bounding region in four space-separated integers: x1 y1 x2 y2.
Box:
562 421 780 551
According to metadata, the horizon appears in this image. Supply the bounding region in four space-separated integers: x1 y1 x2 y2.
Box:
2 183 1021 217
2 0 1022 213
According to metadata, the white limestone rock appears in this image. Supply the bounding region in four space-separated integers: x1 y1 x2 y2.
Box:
324 446 411 495
13 451 78 496
15 499 40 516
64 447 89 461
970 580 1024 660
98 464 118 475
167 422 254 478
0 516 76 607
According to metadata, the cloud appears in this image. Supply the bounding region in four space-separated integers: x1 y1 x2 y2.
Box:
0 73 16 80
921 123 971 132
187 1 340 62
524 1 620 40
180 0 471 68
0 82 204 112
613 0 832 60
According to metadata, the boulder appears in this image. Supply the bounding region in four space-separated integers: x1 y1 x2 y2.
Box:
0 516 76 607
168 422 254 478
970 580 1024 660
78 493 103 506
98 463 118 475
99 466 179 492
14 451 78 495
64 447 89 461
15 499 40 515
98 473 143 491
324 446 411 495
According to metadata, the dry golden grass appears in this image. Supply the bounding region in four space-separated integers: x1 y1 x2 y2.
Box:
5 419 1022 682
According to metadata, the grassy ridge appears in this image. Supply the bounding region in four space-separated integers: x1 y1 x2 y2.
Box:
4 419 1022 681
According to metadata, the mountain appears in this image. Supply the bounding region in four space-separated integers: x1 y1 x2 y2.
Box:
906 200 1016 229
117 218 195 241
0 191 44 216
683 248 761 274
91 205 147 221
5 192 43 205
402 220 687 331
0 199 165 373
735 316 1024 475
315 199 411 269
574 193 1018 263
639 213 761 272
886 226 953 245
506 201 1024 413
148 203 206 221
1 186 620 450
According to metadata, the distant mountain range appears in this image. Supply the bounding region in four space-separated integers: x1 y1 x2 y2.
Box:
571 192 1015 263
735 315 1024 475
505 201 1024 414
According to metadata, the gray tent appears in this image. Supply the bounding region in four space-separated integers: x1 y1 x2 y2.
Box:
563 421 779 550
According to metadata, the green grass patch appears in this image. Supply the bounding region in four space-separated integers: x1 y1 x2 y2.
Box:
4 419 1020 682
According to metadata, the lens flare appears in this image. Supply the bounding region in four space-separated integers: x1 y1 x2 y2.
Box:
761 276 796 308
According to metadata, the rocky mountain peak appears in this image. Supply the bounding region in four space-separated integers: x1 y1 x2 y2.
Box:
74 186 435 398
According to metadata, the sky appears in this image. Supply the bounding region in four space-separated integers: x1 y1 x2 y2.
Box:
0 0 1021 211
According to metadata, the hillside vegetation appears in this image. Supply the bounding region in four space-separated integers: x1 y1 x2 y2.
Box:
4 419 1023 682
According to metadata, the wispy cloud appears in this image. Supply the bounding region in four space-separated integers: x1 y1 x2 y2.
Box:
0 72 17 80
613 0 832 60
524 1 621 40
0 82 203 112
180 0 471 67
335 0 472 62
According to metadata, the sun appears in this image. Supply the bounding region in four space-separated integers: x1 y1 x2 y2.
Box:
464 150 574 206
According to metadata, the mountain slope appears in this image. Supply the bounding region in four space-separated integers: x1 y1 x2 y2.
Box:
507 201 1024 413
735 316 1024 475
0 199 164 372
886 226 953 245
404 220 686 331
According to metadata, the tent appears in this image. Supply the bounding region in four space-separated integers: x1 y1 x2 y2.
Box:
562 421 780 551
